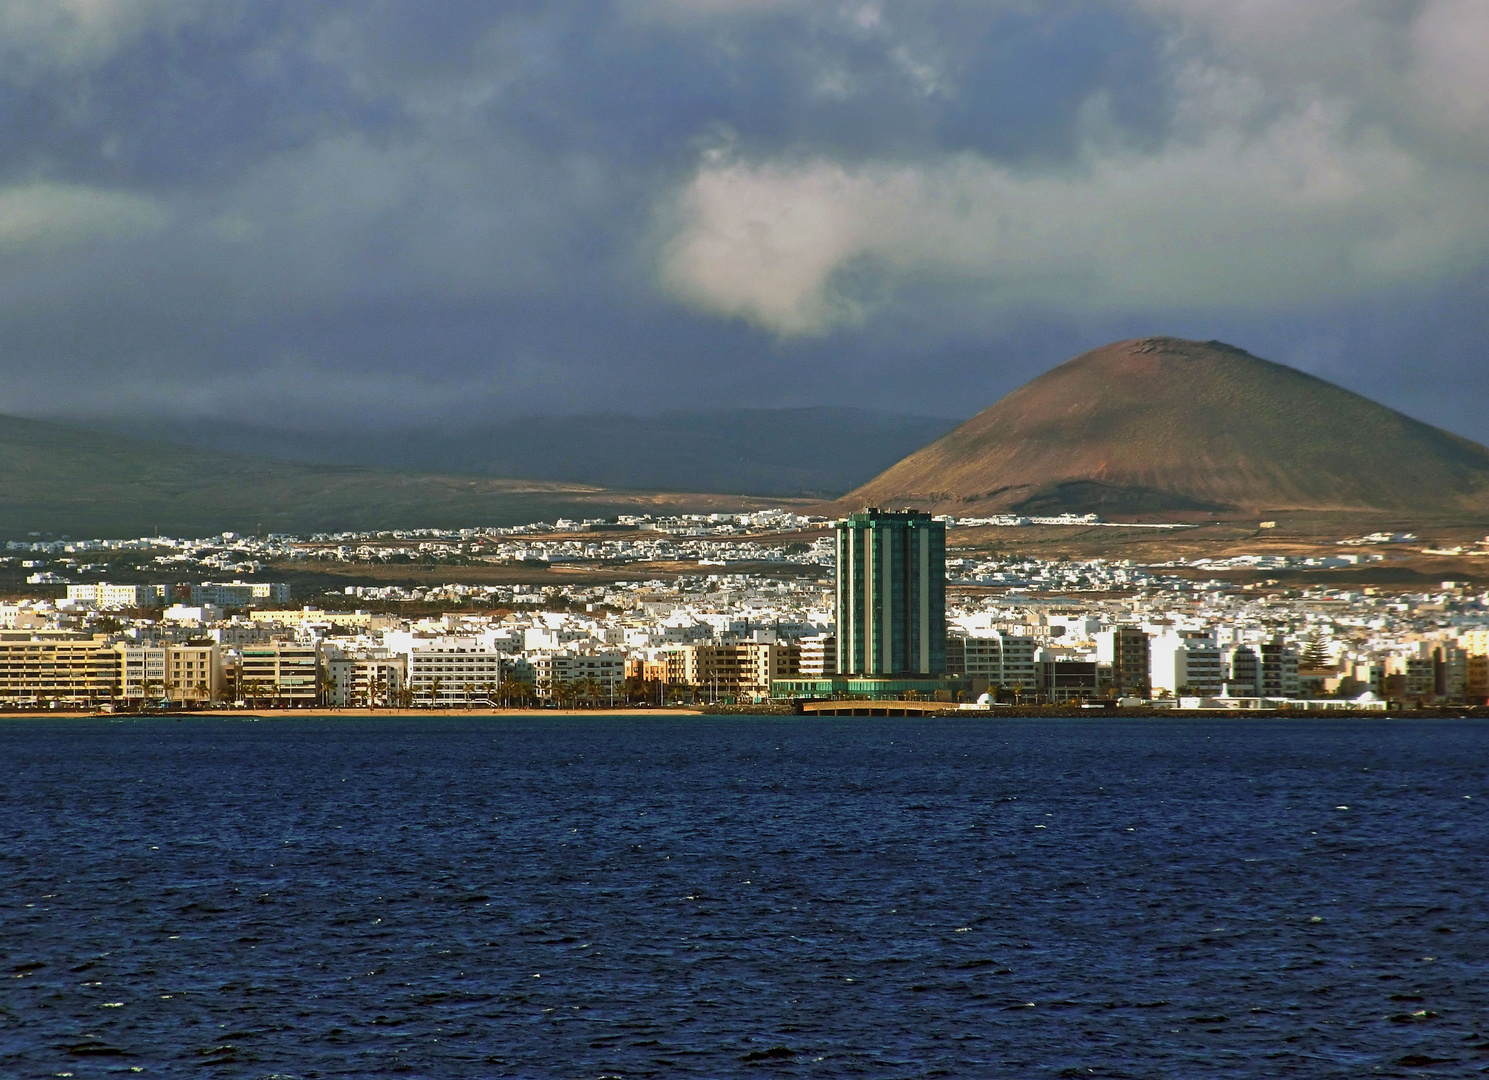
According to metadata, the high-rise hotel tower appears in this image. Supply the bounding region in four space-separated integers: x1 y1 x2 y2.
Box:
834 508 946 676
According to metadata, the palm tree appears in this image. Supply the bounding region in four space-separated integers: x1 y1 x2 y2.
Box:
498 677 529 709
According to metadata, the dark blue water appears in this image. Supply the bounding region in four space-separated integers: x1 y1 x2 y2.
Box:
2 717 1487 1078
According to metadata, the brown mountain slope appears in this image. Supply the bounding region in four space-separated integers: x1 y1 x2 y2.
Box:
842 337 1489 516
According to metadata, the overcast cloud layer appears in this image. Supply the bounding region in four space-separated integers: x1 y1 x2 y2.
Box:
1 0 1487 438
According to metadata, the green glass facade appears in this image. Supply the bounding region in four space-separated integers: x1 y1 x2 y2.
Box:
834 508 946 676
772 675 964 700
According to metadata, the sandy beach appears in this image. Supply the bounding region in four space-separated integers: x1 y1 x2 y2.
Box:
3 707 712 720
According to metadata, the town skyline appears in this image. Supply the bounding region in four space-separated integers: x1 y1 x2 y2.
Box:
2 505 1485 712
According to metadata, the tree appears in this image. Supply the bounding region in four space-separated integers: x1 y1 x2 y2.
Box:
499 677 533 709
1301 635 1332 669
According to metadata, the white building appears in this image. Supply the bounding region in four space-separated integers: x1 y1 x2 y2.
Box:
1149 632 1224 696
960 631 1040 691
324 651 407 707
798 634 835 677
191 581 291 607
529 650 626 702
67 583 169 608
393 636 508 706
117 645 168 700
164 604 224 624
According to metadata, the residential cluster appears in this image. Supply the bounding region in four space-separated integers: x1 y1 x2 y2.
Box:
1 510 1487 711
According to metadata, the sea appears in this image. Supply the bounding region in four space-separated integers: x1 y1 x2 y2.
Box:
2 715 1486 1079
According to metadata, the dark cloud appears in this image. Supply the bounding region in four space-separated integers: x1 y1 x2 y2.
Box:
0 0 1486 445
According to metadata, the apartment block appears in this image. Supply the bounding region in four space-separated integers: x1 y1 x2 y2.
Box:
192 582 292 608
679 641 798 700
1096 627 1151 694
237 642 319 705
117 644 168 701
403 638 506 706
164 643 221 704
954 631 1040 693
325 653 406 707
1149 633 1224 696
530 651 626 701
797 634 835 677
1038 659 1100 703
66 583 170 608
1259 638 1300 698
0 635 119 704
1225 645 1261 696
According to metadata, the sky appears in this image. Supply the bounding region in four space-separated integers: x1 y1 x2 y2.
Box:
2 0 1488 439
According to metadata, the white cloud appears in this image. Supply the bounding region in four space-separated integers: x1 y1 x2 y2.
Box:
0 0 206 79
656 0 1489 333
660 97 1489 333
1137 0 1489 153
1408 0 1489 140
0 182 167 247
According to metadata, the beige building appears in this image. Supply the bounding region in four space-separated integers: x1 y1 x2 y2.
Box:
236 642 320 706
165 643 222 705
246 607 396 630
0 634 119 704
1468 653 1489 698
680 641 800 701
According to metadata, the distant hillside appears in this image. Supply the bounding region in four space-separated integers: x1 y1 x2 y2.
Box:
100 408 959 498
0 415 800 539
843 337 1489 517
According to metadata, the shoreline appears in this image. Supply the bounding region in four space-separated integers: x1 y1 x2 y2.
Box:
3 706 1487 720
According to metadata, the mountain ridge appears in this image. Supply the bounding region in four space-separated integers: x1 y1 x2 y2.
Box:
92 408 960 499
0 414 804 539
